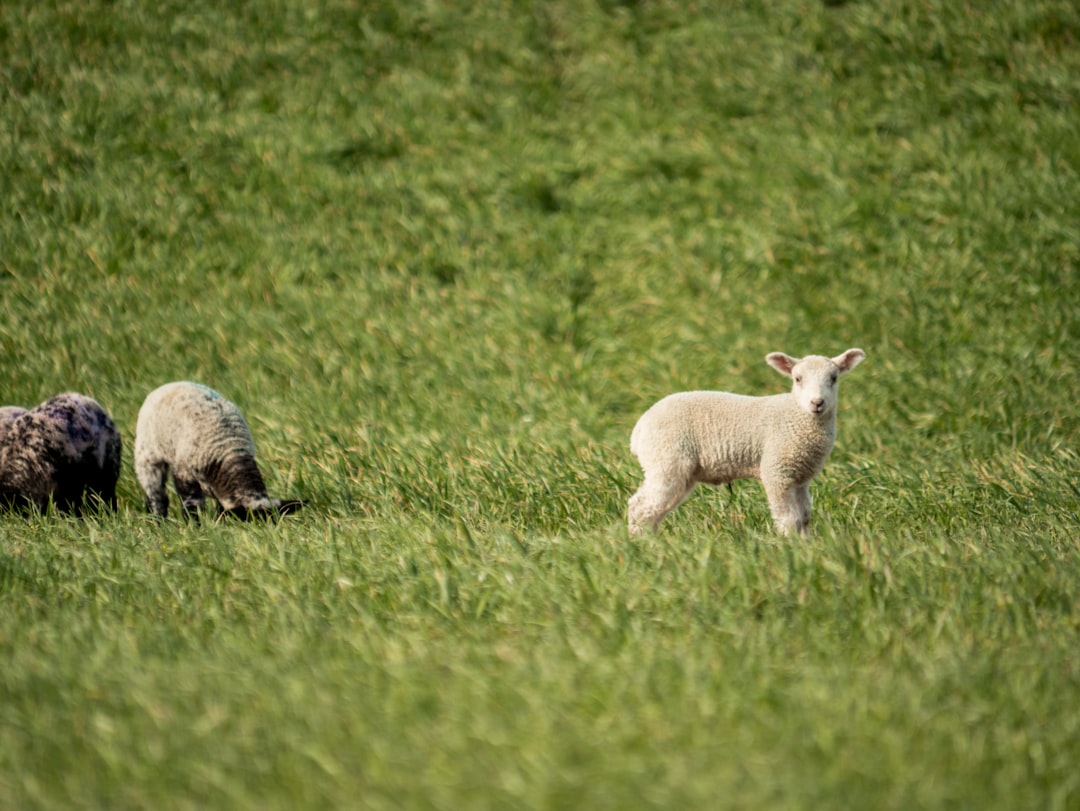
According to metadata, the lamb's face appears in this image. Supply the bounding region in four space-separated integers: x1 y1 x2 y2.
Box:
766 349 865 417
789 356 842 416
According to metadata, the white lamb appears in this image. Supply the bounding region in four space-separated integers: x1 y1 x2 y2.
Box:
628 348 865 537
134 382 303 519
0 393 122 514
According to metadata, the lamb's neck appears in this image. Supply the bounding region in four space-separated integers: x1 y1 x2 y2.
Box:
788 403 837 441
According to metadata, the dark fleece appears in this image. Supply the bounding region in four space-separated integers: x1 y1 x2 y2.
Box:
0 392 122 513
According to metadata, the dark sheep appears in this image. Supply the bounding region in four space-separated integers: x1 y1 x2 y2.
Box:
0 393 122 514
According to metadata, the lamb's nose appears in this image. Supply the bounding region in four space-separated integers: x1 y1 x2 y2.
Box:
811 398 825 410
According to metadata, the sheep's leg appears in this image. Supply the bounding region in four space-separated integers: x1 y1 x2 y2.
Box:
48 463 85 514
794 483 812 537
93 438 122 512
84 463 119 512
86 481 118 512
52 485 83 516
173 474 207 519
628 475 695 534
136 458 171 516
763 479 802 537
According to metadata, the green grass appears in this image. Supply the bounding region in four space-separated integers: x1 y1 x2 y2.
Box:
2 0 1079 808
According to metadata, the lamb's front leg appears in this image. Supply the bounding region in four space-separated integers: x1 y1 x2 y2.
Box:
763 479 803 537
795 483 813 537
136 458 171 517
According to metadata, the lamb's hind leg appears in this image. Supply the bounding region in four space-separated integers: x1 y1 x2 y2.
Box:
628 474 695 535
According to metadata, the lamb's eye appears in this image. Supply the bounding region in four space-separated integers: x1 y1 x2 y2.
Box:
795 376 802 384
830 375 838 385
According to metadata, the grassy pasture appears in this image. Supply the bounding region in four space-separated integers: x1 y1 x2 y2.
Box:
1 0 1078 808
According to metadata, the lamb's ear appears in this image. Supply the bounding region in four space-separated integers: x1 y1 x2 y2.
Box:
766 352 799 377
833 348 866 375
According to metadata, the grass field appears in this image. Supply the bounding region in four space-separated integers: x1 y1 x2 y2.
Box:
2 0 1079 808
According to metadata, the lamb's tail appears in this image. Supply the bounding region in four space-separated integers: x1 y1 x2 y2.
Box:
629 418 644 460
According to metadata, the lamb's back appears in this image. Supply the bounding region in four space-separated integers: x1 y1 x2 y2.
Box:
632 391 798 482
139 383 257 464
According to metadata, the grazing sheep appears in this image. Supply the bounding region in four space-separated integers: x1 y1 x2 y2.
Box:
628 348 865 537
135 382 303 519
0 393 122 514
